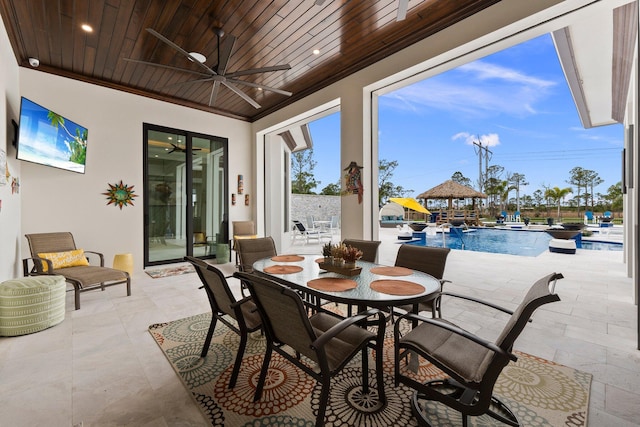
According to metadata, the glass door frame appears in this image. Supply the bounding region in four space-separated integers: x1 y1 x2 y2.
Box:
143 123 228 267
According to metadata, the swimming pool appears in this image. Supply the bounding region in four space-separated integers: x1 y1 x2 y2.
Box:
407 228 623 256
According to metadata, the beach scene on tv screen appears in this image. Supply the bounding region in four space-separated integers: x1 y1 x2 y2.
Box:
18 98 87 173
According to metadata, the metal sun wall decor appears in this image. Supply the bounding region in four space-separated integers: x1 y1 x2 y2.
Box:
103 180 138 209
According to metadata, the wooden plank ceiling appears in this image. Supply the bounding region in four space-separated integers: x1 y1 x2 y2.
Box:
0 0 499 122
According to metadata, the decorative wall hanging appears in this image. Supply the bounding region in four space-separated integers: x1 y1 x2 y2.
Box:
237 174 244 194
103 180 138 209
11 177 19 194
343 161 363 204
244 194 250 206
232 193 236 206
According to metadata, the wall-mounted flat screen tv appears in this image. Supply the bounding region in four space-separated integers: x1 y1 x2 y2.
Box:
16 97 88 174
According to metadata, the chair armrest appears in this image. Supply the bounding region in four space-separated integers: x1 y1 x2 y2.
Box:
439 291 516 317
311 308 385 350
395 312 517 362
83 251 105 266
236 264 254 273
22 257 54 276
230 296 253 309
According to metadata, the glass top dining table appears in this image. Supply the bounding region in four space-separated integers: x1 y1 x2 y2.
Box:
252 254 440 310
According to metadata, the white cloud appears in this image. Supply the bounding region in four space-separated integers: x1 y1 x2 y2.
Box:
380 60 558 118
452 132 500 147
458 61 555 89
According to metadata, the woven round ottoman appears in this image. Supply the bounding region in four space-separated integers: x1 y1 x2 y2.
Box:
0 275 66 336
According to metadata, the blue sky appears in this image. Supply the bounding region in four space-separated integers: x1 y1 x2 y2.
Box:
308 34 622 200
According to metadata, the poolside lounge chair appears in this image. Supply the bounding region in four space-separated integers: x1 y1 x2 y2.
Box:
328 215 340 235
513 210 521 222
292 220 330 244
584 211 595 224
599 211 613 227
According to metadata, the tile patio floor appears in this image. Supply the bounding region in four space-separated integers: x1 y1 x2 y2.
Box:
1 227 638 426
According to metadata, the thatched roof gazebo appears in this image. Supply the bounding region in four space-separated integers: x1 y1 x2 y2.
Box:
416 180 487 209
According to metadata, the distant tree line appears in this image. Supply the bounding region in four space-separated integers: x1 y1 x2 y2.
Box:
291 148 622 219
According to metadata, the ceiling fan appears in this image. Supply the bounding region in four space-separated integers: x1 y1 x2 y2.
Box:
315 0 411 21
125 27 292 109
167 143 202 154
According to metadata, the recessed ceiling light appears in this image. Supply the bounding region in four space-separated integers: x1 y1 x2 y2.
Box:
188 52 207 63
313 49 320 55
81 24 93 32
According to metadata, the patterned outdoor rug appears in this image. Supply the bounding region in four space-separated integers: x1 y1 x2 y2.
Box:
149 313 591 426
145 264 196 279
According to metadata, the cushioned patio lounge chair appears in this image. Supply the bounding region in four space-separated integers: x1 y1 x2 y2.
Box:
394 272 563 427
23 232 131 310
185 256 261 388
235 271 386 427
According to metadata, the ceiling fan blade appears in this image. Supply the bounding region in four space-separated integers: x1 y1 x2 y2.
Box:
222 81 261 109
315 0 326 5
123 58 210 77
216 34 236 75
226 64 291 78
146 28 215 75
209 80 221 107
397 0 409 21
161 76 216 89
227 78 293 96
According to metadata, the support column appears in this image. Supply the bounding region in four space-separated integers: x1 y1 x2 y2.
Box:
340 85 374 240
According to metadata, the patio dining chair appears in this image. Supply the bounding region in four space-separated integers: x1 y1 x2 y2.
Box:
23 232 131 310
232 220 257 264
235 236 277 296
235 271 387 427
394 272 562 426
394 244 451 318
342 238 381 263
185 256 261 388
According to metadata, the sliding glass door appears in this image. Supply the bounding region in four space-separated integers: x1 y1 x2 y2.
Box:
144 124 228 266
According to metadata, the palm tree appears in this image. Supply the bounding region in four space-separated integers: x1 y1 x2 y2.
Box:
544 186 572 221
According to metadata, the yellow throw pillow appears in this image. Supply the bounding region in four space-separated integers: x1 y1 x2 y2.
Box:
37 249 90 272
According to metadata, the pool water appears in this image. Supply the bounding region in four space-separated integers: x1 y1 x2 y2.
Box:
407 228 622 256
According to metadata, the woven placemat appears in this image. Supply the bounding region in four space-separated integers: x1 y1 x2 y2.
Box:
370 279 424 296
307 277 358 292
263 265 304 274
369 266 413 276
271 255 305 262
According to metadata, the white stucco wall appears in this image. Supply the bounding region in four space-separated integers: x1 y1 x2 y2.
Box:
16 69 252 274
0 13 21 280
